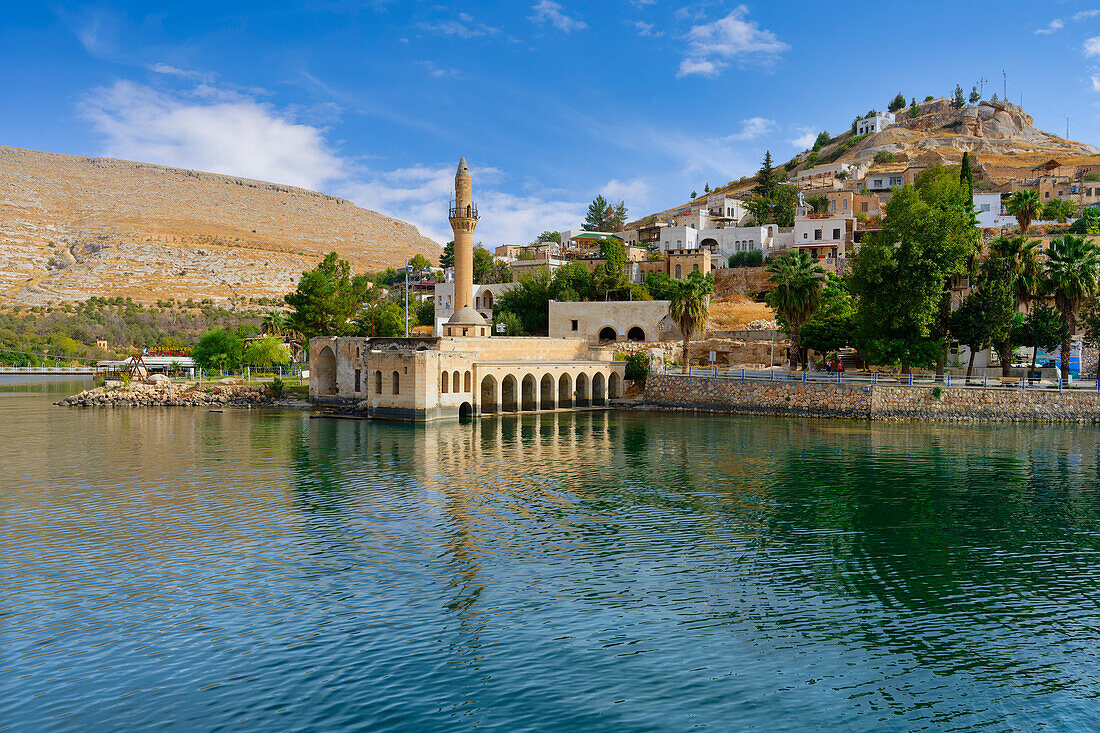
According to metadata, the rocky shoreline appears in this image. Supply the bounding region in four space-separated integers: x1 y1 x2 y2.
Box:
56 380 305 408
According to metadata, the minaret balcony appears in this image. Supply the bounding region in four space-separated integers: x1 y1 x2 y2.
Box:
449 200 479 220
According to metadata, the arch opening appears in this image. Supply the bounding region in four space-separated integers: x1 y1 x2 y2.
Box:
521 374 538 411
441 371 449 393
464 371 472 393
480 375 499 414
453 371 461 394
458 402 473 420
315 346 337 396
626 326 646 342
502 374 519 412
558 373 573 409
374 370 382 393
392 371 401 395
609 372 622 399
593 372 607 407
597 326 617 343
540 374 556 410
575 372 590 408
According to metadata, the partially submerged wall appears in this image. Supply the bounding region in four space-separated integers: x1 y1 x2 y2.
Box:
645 373 1100 422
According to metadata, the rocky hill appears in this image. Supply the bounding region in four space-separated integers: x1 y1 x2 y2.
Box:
0 146 440 306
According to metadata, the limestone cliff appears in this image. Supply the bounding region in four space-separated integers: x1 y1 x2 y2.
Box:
0 146 441 306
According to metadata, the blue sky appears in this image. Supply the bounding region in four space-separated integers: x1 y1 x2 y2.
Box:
3 1 1100 245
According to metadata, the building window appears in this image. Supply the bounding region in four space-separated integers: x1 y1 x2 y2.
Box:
693 264 699 272
979 204 990 212
874 179 883 188
861 202 869 212
1089 188 1094 197
675 264 682 278
843 200 848 210
890 177 902 187
571 319 578 331
814 229 822 240
375 371 382 393
354 369 361 392
442 372 449 393
803 232 809 240
392 371 400 395
464 371 472 392
832 228 841 240
1045 191 1050 198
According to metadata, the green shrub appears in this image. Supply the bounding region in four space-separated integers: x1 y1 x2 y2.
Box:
269 376 286 399
729 250 764 268
931 386 943 401
623 351 650 381
873 151 896 164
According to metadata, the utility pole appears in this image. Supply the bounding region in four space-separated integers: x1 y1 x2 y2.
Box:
404 259 409 338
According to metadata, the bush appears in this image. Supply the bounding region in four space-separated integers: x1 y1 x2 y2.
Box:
622 351 650 381
729 250 764 268
415 298 435 328
268 376 286 400
492 310 524 336
873 151 896 164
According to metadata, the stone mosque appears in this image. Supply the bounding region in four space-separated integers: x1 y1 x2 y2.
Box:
309 158 625 421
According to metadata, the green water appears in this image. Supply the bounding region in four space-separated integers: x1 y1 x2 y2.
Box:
4 378 1100 731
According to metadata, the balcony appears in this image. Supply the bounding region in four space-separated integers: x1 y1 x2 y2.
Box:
449 200 479 220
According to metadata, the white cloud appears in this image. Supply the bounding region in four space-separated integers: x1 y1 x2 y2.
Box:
422 13 500 38
789 127 816 148
529 1 588 33
1086 36 1100 56
417 60 465 78
677 5 788 77
80 80 588 245
1075 9 1100 21
1092 75 1100 91
725 116 775 141
1036 19 1064 34
601 177 652 206
633 20 662 37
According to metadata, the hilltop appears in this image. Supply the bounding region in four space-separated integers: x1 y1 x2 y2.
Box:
633 98 1100 224
0 146 440 306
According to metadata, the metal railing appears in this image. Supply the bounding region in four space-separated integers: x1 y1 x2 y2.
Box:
0 366 96 374
661 364 1100 392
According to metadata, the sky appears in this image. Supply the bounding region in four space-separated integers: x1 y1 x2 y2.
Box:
2 1 1100 246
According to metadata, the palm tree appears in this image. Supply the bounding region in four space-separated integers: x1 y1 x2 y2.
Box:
668 271 714 368
766 250 826 370
1005 189 1041 235
989 235 1043 311
261 311 285 336
1044 234 1100 379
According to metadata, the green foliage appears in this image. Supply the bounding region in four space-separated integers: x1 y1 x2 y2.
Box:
243 336 290 367
491 310 524 336
807 195 830 215
969 86 981 104
441 241 455 268
622 350 650 381
908 102 921 119
1005 189 1041 234
355 300 405 337
1015 303 1068 355
952 84 965 109
799 275 855 355
496 270 553 335
1045 234 1100 376
532 230 561 244
1069 207 1100 235
192 328 243 371
583 195 628 232
630 285 652 301
728 250 764 268
285 252 372 338
766 250 827 369
947 269 1014 375
924 95 935 102
753 151 778 199
960 152 973 198
415 298 435 328
745 180 798 227
931 386 943 400
1085 172 1100 182
1042 198 1077 223
888 92 906 113
408 253 432 270
644 272 678 300
812 131 830 151
550 262 593 301
473 246 512 284
668 270 714 366
873 150 896 164
268 376 287 400
690 190 697 199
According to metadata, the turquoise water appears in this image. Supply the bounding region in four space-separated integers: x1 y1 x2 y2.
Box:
4 378 1100 731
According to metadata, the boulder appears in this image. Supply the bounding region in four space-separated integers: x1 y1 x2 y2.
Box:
218 377 239 385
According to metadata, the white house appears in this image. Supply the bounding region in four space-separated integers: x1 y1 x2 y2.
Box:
657 224 784 266
433 281 517 334
855 111 895 136
793 216 854 261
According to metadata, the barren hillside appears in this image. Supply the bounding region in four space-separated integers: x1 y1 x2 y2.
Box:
0 146 440 306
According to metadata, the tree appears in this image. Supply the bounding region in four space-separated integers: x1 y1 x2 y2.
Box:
704 183 711 194
261 310 286 336
532 230 561 244
285 252 373 338
583 194 611 231
1016 303 1068 372
873 151 896 164
550 262 593 301
473 246 511 284
766 250 826 369
441 241 455 268
992 93 999 102
243 336 291 368
415 298 435 328
754 151 779 199
1079 297 1100 378
799 275 855 357
1006 189 1041 234
644 272 678 301
355 300 404 337
947 270 1014 380
609 200 628 231
812 131 830 151
969 86 980 104
989 235 1043 312
1045 234 1100 378
1042 198 1076 223
496 270 553 335
1070 207 1100 235
192 328 243 372
807 195 830 215
888 92 906 113
408 253 432 271
952 84 965 109
908 100 921 119
690 190 697 200
668 270 714 367
960 152 973 200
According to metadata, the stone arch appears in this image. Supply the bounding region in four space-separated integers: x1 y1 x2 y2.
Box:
464 371 472 392
700 237 718 247
480 375 498 414
315 346 337 395
459 402 473 420
521 373 538 411
374 370 382 393
558 373 573 409
441 371 449 393
598 326 617 343
627 326 646 342
502 374 519 412
453 371 461 393
484 291 493 309
609 372 622 399
575 372 590 407
593 372 607 406
392 370 400 395
540 373 556 410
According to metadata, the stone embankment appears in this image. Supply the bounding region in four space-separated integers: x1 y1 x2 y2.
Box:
57 381 276 408
645 373 1100 423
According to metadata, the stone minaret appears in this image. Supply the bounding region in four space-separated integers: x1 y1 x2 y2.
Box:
444 157 489 336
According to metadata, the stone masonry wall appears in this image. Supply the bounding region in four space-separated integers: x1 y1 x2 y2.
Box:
646 373 1100 422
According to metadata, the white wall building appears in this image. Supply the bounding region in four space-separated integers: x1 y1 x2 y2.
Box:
793 216 853 260
657 224 785 266
855 111 895 136
433 281 517 334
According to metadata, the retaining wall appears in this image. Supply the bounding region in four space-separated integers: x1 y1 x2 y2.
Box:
645 373 1100 422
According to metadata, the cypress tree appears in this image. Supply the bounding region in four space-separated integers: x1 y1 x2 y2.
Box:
754 151 777 198
960 152 974 200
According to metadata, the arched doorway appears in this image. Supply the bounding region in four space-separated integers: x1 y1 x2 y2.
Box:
627 326 645 342
521 374 538 411
502 374 519 412
540 374 556 410
609 372 622 399
480 375 498 414
558 373 572 409
459 402 473 421
598 326 617 343
315 346 337 395
441 371 449 393
575 372 590 407
592 373 606 406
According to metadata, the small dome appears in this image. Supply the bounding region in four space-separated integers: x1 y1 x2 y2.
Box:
446 305 487 325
